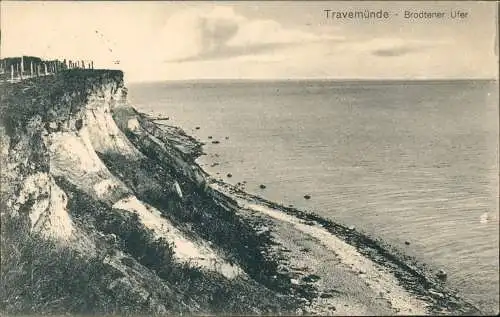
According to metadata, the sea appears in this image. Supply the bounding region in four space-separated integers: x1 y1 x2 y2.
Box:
128 79 499 313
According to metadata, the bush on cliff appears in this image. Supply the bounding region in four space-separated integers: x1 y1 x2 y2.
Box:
0 212 152 315
55 177 298 314
98 152 294 294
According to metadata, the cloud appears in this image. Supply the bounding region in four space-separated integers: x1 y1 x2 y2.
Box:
367 38 442 57
159 6 343 63
371 46 427 57
323 37 449 59
173 42 298 62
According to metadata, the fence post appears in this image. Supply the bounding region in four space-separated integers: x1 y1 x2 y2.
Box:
20 57 24 80
91 61 94 70
44 63 48 75
30 62 34 77
11 64 14 81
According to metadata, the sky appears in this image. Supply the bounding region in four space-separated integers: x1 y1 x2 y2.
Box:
1 1 498 82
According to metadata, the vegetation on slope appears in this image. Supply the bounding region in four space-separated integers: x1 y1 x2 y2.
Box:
0 70 303 316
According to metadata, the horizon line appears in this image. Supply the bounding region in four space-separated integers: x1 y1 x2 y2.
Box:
127 77 499 84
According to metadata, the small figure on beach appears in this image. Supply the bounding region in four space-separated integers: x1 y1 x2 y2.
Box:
304 194 311 200
259 184 266 189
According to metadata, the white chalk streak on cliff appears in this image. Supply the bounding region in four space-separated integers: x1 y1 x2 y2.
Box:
46 129 128 203
112 196 243 279
14 172 74 239
85 90 143 159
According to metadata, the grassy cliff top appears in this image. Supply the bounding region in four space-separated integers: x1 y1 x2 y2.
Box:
0 69 124 136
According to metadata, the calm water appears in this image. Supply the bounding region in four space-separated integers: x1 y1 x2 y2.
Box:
129 80 499 313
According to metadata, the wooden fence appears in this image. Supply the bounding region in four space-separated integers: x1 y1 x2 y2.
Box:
0 56 95 83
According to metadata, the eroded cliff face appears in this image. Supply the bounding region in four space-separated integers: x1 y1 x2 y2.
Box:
2 71 129 241
0 70 299 315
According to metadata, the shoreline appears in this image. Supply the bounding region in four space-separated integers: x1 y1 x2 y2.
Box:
146 113 482 315
0 71 489 315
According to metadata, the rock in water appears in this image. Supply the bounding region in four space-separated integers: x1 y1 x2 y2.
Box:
304 194 311 200
436 269 447 281
259 184 266 189
227 173 232 178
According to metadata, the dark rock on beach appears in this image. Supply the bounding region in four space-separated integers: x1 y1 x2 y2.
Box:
302 274 321 283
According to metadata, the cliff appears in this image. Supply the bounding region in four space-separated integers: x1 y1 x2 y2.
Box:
0 70 293 315
0 70 482 316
